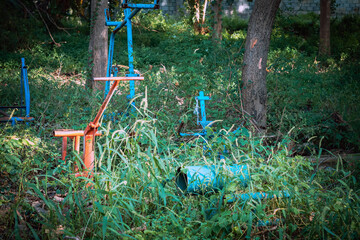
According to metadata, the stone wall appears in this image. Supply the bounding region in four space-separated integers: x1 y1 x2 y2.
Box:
280 0 360 17
160 0 184 15
159 0 360 18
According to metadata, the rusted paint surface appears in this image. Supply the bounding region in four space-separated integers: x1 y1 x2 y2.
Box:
94 76 144 81
83 134 95 171
61 137 67 162
54 79 125 179
0 117 35 121
74 136 80 153
85 80 120 134
54 130 102 137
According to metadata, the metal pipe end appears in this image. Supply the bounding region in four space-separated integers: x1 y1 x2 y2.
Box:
175 167 188 192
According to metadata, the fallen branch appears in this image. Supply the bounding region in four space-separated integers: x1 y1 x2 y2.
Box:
252 225 278 237
308 153 360 164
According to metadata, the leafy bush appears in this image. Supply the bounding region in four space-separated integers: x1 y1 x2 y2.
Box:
222 16 248 34
331 15 360 58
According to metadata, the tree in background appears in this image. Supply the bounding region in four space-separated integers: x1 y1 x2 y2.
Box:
319 0 331 55
0 0 88 51
211 0 223 41
241 0 281 131
187 0 209 34
88 0 108 90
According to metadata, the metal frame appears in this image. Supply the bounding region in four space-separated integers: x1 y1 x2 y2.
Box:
179 91 213 137
0 58 34 126
178 91 244 159
104 0 159 112
53 1 158 178
54 77 144 177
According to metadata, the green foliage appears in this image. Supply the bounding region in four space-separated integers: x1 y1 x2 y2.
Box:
0 1 44 51
267 47 360 151
222 16 248 34
272 13 320 55
3 116 359 239
331 15 360 59
0 8 359 240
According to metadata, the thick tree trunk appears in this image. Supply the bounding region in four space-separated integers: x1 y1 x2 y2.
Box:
212 0 223 41
319 0 331 55
241 0 281 130
88 0 108 90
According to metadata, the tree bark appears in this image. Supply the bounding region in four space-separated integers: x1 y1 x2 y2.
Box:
88 0 108 90
189 0 209 35
241 0 281 131
212 0 223 41
319 0 331 55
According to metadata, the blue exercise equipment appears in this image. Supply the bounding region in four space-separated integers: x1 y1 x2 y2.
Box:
179 91 213 137
178 91 242 159
179 91 241 137
176 92 290 235
176 164 290 236
0 58 34 126
104 0 159 115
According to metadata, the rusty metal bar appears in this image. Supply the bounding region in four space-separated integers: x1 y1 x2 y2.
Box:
54 78 127 178
0 116 35 122
74 136 81 172
61 137 67 162
85 80 120 134
83 134 95 172
74 136 80 153
54 130 102 137
94 76 144 81
79 79 122 175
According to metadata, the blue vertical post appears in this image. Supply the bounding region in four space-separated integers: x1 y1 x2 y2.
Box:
105 32 115 97
125 8 137 112
196 91 211 128
22 58 30 118
103 3 158 114
20 58 25 116
125 8 134 75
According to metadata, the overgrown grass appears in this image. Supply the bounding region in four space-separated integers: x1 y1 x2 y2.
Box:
0 10 359 239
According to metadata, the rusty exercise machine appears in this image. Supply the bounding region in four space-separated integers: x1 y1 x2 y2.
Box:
53 0 159 177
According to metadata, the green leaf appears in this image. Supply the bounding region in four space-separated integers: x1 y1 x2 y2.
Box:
26 223 41 240
102 216 108 239
323 225 340 239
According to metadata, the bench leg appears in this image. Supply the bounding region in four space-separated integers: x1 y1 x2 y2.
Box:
61 137 67 162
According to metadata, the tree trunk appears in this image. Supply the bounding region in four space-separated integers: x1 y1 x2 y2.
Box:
190 0 208 35
241 0 281 131
212 0 223 41
88 0 108 90
194 0 201 33
319 0 331 55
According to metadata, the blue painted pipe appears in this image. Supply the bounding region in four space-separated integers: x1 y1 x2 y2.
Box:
179 132 207 137
21 58 30 117
176 165 249 193
123 3 158 9
105 21 122 26
105 32 115 97
197 91 211 128
257 219 282 227
113 8 141 34
0 117 34 126
226 191 290 203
